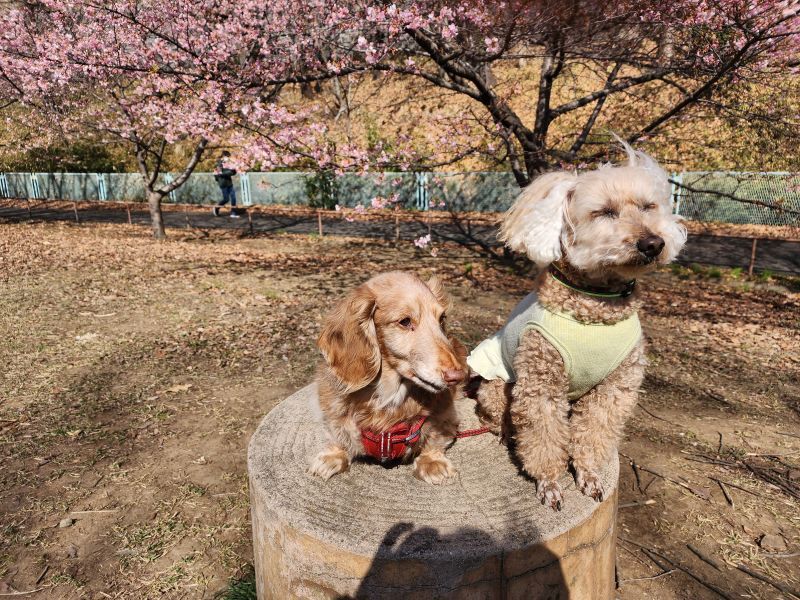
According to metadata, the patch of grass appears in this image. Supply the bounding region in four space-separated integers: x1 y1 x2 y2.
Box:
708 267 722 279
217 568 257 600
757 269 774 281
729 267 743 279
689 262 705 275
183 482 207 497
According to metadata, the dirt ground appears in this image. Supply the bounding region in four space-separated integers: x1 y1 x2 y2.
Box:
1 221 798 599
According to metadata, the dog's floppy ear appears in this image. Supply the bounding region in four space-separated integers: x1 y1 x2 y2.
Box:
318 283 380 392
499 171 577 267
425 275 450 309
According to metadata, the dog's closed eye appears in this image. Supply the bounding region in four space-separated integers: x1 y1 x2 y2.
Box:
640 202 657 212
592 207 618 219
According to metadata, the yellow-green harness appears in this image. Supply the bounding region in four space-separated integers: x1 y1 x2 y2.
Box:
467 291 641 400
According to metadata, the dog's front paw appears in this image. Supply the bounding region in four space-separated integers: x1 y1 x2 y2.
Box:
576 468 604 502
536 479 564 511
413 454 456 485
308 448 350 481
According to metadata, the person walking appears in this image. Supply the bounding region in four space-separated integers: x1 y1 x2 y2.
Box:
213 151 240 217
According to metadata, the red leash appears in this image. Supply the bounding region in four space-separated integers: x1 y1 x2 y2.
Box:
455 426 491 439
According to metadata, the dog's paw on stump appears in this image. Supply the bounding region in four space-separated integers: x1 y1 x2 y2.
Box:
412 453 455 484
576 468 605 502
536 479 564 511
249 384 620 599
308 447 349 480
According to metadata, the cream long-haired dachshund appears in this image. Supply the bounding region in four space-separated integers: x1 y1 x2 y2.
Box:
309 271 467 484
468 144 686 510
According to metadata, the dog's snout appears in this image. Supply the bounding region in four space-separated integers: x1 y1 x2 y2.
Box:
442 368 465 385
637 235 665 258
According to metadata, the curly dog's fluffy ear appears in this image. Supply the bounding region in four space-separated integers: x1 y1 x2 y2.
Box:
499 171 577 267
318 283 380 392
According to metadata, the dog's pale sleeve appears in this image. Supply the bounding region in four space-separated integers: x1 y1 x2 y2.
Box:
466 333 512 382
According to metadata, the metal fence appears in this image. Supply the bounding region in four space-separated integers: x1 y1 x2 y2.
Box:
673 172 800 227
1 170 798 226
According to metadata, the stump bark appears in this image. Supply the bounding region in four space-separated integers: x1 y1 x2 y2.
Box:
248 384 619 599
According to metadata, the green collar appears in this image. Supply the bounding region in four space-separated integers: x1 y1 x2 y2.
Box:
549 265 636 299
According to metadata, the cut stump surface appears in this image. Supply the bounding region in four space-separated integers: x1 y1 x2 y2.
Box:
248 384 619 599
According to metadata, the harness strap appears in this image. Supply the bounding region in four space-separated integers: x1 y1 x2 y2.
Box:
361 418 492 462
361 417 427 462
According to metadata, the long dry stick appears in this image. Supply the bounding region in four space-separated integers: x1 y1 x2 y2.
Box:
735 564 800 599
716 480 734 507
620 537 734 600
620 453 712 501
687 544 724 571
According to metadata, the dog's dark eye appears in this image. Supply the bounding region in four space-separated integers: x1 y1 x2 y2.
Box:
399 317 412 329
641 203 657 212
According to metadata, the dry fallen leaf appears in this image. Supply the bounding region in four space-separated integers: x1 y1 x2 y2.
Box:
164 384 192 393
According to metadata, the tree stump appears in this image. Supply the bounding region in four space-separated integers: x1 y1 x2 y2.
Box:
248 384 619 599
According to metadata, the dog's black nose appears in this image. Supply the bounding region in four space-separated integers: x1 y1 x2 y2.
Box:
637 235 665 258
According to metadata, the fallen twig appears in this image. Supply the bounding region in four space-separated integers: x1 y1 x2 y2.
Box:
735 563 800 599
618 542 653 568
688 450 800 501
620 453 712 502
765 551 800 559
0 587 48 596
642 476 658 494
621 569 676 584
716 480 734 507
707 476 760 497
687 544 723 571
620 453 643 493
619 499 656 509
620 537 734 600
34 565 48 585
69 509 117 515
638 403 681 427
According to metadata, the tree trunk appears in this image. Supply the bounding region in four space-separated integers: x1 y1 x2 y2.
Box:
147 190 167 240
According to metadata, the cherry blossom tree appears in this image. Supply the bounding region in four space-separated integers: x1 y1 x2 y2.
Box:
258 0 800 186
0 0 308 239
1 0 797 242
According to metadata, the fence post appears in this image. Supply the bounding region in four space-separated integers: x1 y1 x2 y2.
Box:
240 173 253 207
163 173 178 203
395 213 400 242
748 238 758 277
73 201 80 223
415 172 430 210
96 173 108 201
0 173 9 198
671 172 683 216
127 204 132 225
317 210 323 236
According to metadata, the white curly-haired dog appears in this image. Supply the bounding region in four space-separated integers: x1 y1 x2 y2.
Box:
467 143 686 510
